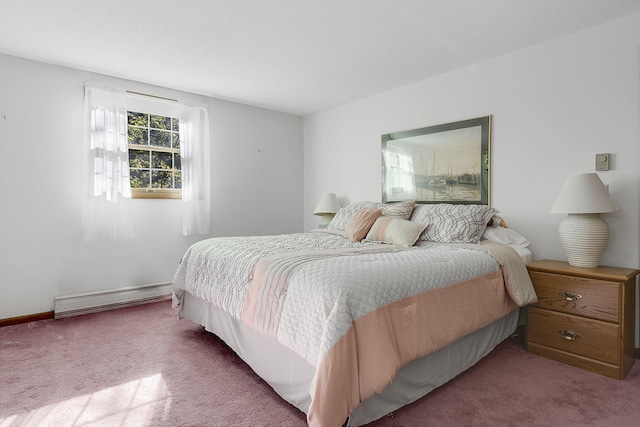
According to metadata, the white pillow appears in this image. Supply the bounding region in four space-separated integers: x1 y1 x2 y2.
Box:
365 217 427 247
413 204 496 244
482 226 530 248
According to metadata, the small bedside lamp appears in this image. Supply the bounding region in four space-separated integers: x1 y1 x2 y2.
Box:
551 173 618 268
314 193 341 228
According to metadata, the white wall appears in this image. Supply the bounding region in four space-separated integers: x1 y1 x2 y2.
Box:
0 53 303 319
304 14 640 343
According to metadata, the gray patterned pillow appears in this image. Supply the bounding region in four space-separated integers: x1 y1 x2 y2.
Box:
327 201 379 231
412 204 496 243
377 200 416 219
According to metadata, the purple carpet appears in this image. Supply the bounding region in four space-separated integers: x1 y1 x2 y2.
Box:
1 301 638 426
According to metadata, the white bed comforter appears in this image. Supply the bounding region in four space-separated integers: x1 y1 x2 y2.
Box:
172 230 537 426
173 231 371 319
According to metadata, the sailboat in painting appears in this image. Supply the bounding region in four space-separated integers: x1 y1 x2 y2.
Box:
428 150 446 188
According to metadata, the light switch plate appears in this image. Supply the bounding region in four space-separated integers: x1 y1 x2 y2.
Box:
595 153 610 171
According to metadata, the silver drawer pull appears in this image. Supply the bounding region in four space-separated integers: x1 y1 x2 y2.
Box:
560 292 582 302
558 329 580 341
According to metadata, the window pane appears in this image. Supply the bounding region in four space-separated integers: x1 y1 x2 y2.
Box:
172 132 180 149
128 111 148 127
129 149 150 168
128 126 148 145
151 170 173 188
130 169 150 188
127 111 182 196
152 151 173 169
150 115 170 130
150 129 171 147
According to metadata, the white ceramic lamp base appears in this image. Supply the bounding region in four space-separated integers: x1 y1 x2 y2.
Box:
317 213 335 229
558 213 610 268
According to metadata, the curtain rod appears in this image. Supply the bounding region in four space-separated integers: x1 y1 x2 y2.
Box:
126 90 178 103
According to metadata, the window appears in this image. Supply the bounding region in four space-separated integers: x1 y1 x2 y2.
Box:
127 111 181 199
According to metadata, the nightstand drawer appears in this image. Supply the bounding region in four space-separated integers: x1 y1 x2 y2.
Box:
527 306 620 365
529 271 619 323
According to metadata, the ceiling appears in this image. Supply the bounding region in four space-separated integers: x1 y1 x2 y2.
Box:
1 0 640 116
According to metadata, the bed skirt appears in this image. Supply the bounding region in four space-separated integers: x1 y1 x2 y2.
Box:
180 291 519 426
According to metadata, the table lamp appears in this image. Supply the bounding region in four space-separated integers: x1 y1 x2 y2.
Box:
314 193 340 228
551 173 618 268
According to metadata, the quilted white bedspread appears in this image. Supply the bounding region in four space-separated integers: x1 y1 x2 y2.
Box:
172 230 377 319
172 230 536 427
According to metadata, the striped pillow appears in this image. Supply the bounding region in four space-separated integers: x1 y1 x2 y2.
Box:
327 201 379 231
365 217 427 247
344 208 382 242
378 200 416 220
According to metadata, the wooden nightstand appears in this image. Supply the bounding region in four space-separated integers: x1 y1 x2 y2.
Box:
525 259 639 380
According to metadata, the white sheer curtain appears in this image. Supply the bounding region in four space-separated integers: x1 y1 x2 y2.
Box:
179 101 210 235
82 83 134 240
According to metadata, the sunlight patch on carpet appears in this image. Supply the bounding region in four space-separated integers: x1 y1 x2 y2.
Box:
0 374 171 426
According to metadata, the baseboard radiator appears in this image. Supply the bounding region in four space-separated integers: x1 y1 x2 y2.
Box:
54 282 173 319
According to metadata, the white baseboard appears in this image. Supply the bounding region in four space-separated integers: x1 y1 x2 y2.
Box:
54 282 172 319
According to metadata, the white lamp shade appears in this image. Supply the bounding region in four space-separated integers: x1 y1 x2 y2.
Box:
314 193 341 215
551 173 618 214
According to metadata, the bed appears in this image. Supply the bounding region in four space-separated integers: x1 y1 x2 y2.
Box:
172 201 537 427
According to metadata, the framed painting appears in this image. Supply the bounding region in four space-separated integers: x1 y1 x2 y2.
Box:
381 116 491 205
